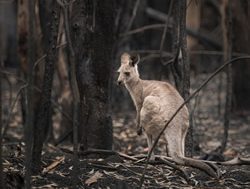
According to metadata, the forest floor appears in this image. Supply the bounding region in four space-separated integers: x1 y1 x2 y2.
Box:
2 73 250 189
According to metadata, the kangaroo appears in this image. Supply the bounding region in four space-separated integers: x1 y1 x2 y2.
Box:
117 52 218 178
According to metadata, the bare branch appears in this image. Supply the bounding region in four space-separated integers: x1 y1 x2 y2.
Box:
2 84 27 136
126 0 141 31
145 7 222 50
159 0 174 64
120 24 165 37
145 7 173 24
0 70 73 125
219 156 250 166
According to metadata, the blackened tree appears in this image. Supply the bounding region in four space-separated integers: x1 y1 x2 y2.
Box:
71 0 115 151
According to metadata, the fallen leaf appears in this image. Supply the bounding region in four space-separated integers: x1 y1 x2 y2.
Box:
42 156 65 174
103 170 126 180
33 183 58 189
85 171 103 186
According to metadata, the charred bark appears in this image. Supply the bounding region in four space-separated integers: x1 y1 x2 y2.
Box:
31 2 60 173
171 1 192 157
220 0 232 153
71 0 114 151
24 0 36 186
231 1 250 112
0 63 3 188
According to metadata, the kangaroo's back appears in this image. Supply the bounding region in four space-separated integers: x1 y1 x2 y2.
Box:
140 80 189 142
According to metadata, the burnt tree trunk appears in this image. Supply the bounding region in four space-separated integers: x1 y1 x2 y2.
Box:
231 1 250 112
171 1 191 157
31 2 60 173
0 63 3 188
71 0 114 151
24 0 36 187
220 0 232 153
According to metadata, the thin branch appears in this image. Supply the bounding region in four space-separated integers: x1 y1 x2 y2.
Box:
145 7 222 50
139 56 250 188
157 157 190 182
129 49 172 56
218 156 250 166
33 86 73 123
0 70 26 83
121 22 222 50
54 131 71 146
2 84 27 136
140 54 173 63
0 71 74 129
120 24 165 37
32 42 67 71
145 7 173 24
159 0 174 64
189 50 249 57
136 154 250 166
32 55 46 72
126 0 141 31
0 0 15 3
2 74 13 110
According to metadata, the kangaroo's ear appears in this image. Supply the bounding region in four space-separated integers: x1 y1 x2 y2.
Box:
129 54 140 67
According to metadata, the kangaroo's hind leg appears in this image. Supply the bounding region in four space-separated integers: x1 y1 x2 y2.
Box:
145 133 155 161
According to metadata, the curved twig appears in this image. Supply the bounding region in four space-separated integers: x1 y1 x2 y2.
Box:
120 24 165 37
2 84 27 136
126 0 141 32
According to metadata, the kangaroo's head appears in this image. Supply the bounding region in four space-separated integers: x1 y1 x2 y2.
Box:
117 53 140 86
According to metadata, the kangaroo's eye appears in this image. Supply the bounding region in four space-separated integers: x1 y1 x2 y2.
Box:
124 72 130 76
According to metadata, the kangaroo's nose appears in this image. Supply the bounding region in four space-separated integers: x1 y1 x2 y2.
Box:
117 81 122 86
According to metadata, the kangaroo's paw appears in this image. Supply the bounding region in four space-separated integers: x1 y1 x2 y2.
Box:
148 153 155 161
137 126 143 136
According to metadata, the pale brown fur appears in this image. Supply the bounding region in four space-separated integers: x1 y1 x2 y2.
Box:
117 52 218 177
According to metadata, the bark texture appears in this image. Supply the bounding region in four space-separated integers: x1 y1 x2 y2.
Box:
221 0 232 153
71 0 114 151
24 0 36 186
0 63 3 189
31 1 60 173
231 1 250 112
171 1 192 157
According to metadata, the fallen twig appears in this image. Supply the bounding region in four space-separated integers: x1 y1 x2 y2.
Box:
42 156 65 174
218 156 250 166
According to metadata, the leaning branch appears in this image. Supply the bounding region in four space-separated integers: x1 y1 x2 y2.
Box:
126 0 141 31
139 56 250 188
121 7 222 50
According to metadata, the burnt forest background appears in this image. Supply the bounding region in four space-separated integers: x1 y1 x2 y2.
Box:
0 0 250 188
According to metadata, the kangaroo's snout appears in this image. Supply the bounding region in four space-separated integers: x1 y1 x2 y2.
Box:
117 80 122 86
